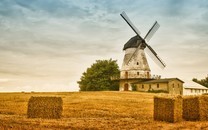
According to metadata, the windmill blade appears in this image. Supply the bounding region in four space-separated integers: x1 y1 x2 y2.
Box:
120 11 141 35
145 45 166 69
126 42 142 64
144 21 160 42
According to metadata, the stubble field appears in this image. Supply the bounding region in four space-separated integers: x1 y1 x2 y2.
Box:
0 91 208 129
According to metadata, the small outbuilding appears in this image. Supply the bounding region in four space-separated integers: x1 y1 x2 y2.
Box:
133 78 184 95
183 80 208 95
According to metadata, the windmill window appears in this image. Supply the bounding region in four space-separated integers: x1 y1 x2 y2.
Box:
149 84 151 89
157 84 159 88
137 72 140 75
125 72 128 79
142 84 144 89
137 62 139 65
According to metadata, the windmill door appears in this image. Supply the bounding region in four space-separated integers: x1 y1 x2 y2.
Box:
124 83 129 91
147 72 150 78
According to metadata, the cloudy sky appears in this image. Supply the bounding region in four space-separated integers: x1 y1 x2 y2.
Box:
0 0 208 92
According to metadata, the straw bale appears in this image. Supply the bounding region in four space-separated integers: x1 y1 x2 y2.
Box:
182 96 200 121
27 96 63 119
199 95 208 121
154 95 182 123
183 95 208 121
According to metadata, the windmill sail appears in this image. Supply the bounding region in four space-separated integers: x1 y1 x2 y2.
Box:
126 42 142 64
120 11 141 35
144 21 160 42
143 21 165 68
145 45 166 69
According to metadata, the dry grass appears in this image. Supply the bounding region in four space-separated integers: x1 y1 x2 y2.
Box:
27 96 63 119
154 95 182 123
0 92 208 129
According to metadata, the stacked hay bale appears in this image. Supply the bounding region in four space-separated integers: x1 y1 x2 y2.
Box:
154 95 182 123
27 96 63 119
183 95 208 121
182 96 199 121
200 95 208 120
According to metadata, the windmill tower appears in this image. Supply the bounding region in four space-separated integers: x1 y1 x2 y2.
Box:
119 12 166 91
121 35 151 80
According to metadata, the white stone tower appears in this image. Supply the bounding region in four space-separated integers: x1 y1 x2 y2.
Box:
119 36 151 91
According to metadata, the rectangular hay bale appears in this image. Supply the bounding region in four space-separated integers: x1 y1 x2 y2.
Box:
183 95 208 121
182 96 200 121
27 96 63 119
200 95 208 121
154 96 182 123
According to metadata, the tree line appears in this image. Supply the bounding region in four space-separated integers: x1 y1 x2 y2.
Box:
193 76 208 88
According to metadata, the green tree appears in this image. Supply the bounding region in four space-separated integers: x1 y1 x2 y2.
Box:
77 59 120 91
192 76 208 88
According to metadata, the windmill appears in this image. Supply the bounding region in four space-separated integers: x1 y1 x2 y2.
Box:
119 11 166 91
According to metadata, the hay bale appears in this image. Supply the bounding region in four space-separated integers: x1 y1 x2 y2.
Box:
183 95 208 121
182 96 200 121
200 95 208 121
154 95 182 123
27 96 63 119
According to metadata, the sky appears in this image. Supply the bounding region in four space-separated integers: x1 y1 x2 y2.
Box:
0 0 208 92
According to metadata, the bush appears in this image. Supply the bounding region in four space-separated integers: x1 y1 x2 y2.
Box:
131 84 137 91
148 89 168 93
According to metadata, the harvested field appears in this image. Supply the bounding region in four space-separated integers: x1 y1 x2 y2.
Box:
0 92 208 129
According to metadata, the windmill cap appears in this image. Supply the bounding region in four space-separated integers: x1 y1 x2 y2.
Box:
123 35 145 50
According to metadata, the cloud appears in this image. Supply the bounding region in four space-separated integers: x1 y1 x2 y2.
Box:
0 78 10 82
0 0 208 92
1 0 91 19
161 0 186 17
